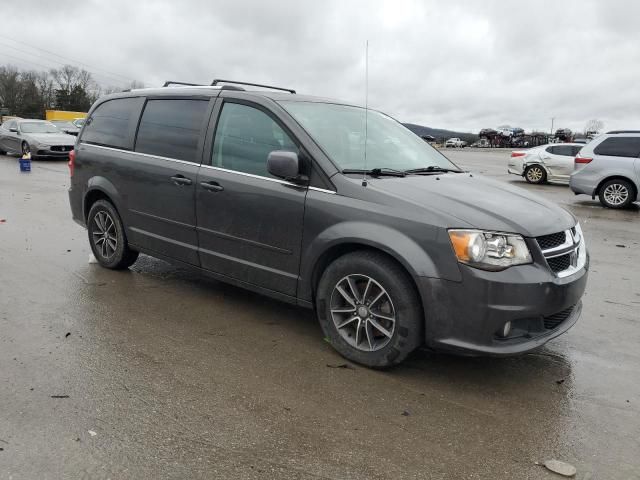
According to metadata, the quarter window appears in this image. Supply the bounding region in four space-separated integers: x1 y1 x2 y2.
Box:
81 97 144 149
212 102 297 178
135 99 209 163
593 137 640 158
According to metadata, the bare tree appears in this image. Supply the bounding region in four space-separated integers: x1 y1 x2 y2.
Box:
584 119 604 134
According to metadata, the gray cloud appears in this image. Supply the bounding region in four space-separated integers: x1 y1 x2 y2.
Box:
2 0 639 133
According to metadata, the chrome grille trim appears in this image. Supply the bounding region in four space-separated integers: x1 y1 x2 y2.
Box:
538 225 586 278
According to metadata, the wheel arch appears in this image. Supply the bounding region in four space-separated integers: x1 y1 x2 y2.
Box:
300 222 453 308
83 177 124 221
595 175 638 199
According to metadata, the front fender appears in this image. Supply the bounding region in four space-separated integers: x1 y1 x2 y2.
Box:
298 221 461 303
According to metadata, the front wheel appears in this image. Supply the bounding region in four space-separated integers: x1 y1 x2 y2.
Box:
316 251 423 368
87 200 139 269
599 179 635 209
524 164 547 184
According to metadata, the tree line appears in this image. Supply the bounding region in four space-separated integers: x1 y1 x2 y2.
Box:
0 64 142 119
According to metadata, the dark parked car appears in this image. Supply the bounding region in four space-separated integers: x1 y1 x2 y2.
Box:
68 80 589 367
50 120 81 136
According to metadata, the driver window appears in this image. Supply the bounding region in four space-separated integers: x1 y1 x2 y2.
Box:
212 102 297 178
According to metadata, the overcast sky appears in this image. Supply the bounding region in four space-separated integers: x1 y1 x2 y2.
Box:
2 0 639 133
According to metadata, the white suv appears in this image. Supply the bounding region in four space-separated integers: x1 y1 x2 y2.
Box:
570 131 640 208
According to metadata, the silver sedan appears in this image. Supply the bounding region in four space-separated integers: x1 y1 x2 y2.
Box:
508 143 584 184
0 119 76 159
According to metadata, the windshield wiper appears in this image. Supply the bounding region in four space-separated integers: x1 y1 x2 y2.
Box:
342 167 406 177
403 166 462 174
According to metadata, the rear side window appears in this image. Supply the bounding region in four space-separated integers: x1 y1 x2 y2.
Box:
81 97 144 149
552 145 575 156
571 146 582 156
135 99 209 163
594 137 640 158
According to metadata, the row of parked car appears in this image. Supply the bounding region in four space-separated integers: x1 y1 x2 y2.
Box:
508 132 640 209
0 118 82 158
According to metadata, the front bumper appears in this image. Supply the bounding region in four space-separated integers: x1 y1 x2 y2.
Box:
418 259 588 355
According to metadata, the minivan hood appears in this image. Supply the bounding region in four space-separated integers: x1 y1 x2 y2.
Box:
363 173 575 237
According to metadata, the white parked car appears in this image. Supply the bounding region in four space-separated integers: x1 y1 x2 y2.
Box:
445 138 466 148
508 143 584 184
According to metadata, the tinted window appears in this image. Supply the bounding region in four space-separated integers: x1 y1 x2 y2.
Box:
594 137 640 158
212 102 297 177
571 146 582 156
81 97 144 149
553 145 575 156
545 146 555 154
135 99 209 162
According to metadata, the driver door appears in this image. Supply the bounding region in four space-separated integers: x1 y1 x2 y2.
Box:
195 100 307 297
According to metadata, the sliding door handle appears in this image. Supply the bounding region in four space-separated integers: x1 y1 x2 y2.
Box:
200 181 224 192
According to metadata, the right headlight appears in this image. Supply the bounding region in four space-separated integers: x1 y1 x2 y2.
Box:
448 229 532 271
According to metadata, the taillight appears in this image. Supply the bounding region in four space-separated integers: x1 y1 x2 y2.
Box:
575 156 592 164
511 152 526 157
68 149 75 177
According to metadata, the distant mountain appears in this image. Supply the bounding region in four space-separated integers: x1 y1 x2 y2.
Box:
403 123 478 143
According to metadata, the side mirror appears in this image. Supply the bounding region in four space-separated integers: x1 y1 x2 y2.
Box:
9 127 18 133
267 150 305 183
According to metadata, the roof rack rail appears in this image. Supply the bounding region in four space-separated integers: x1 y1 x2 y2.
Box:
606 130 640 134
211 79 296 94
163 81 203 87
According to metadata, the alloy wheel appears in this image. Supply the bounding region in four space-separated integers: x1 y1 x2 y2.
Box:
92 211 118 258
603 183 629 206
526 166 544 182
330 274 396 352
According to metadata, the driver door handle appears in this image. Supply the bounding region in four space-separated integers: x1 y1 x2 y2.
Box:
200 180 224 192
170 175 192 186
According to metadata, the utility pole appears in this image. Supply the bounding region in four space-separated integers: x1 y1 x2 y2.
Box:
550 117 555 135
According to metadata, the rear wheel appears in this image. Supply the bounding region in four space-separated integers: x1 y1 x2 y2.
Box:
599 179 635 209
524 164 547 184
316 251 423 368
87 200 139 269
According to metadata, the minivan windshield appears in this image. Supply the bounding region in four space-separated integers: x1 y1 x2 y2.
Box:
20 122 59 134
279 101 460 172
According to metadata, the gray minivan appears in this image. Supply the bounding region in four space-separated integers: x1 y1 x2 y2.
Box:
68 80 589 367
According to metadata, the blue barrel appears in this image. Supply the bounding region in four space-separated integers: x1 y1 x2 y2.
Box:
19 158 31 172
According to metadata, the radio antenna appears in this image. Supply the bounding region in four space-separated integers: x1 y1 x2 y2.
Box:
362 40 369 187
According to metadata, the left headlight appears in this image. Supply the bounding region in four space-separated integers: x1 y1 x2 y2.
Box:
448 229 532 271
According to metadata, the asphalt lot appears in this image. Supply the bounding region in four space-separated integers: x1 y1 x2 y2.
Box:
1 149 638 479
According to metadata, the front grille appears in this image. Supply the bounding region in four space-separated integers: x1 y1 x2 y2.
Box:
547 254 571 273
537 231 566 250
51 145 73 152
543 305 575 329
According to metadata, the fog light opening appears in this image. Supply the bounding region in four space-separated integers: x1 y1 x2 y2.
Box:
499 321 512 338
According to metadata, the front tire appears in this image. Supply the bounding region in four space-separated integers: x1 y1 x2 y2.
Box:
316 251 423 368
599 179 635 209
87 200 139 269
524 164 547 184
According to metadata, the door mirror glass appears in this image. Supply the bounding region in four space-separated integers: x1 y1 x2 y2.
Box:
267 150 300 181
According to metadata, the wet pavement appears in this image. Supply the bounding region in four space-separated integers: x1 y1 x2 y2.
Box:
1 151 638 479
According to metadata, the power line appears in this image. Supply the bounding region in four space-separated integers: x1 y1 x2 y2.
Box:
0 50 129 89
0 34 140 85
0 41 131 87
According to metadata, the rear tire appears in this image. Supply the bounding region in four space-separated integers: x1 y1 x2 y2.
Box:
316 250 423 368
599 179 635 209
87 200 139 269
524 164 547 184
